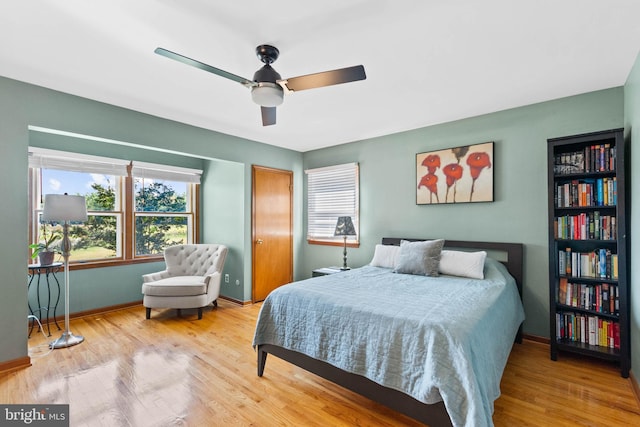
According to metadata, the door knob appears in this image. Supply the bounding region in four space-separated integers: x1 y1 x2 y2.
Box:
256 239 264 245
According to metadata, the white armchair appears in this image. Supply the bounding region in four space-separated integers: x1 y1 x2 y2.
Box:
142 244 228 320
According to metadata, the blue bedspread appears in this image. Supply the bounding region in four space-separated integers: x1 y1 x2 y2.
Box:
253 259 525 427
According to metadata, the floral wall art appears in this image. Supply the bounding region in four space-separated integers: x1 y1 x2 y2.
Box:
416 142 494 204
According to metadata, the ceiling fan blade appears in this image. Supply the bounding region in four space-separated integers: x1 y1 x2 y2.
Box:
154 47 256 87
261 106 277 126
281 65 366 92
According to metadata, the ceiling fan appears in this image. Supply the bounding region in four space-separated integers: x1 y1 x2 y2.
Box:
154 44 366 126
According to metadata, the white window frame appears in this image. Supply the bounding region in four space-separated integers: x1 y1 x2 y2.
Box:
29 148 127 262
305 162 359 245
132 168 198 257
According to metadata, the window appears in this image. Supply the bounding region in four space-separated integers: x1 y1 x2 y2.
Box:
41 168 123 261
131 161 200 256
306 162 359 245
29 148 201 265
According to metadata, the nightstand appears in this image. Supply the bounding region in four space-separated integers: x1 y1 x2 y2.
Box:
312 267 344 277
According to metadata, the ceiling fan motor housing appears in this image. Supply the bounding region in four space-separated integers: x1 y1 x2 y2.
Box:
252 63 283 107
253 64 281 83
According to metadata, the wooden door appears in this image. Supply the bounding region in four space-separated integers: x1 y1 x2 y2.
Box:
252 166 293 302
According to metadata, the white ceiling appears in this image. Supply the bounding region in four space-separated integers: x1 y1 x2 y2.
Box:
2 1 639 152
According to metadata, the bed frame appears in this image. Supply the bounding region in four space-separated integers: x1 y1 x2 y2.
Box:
257 238 524 426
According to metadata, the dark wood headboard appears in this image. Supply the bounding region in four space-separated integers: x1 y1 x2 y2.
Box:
381 237 524 301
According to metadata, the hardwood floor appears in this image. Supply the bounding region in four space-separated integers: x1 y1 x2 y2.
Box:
1 300 638 426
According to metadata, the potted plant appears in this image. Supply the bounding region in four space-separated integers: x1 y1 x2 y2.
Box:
29 223 61 265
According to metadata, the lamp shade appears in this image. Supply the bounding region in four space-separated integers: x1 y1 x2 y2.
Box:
334 216 356 236
42 194 88 222
251 83 284 107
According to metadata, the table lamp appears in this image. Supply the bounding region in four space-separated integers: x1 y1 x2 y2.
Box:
334 216 356 270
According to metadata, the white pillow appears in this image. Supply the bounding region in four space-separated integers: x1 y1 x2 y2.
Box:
439 250 487 279
369 244 401 269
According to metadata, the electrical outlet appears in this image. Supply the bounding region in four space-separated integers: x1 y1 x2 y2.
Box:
224 274 229 283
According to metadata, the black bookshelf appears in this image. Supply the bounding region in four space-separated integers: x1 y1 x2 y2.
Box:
547 128 630 378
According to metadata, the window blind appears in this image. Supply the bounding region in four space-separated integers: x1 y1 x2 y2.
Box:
305 162 359 242
131 161 202 184
28 147 129 176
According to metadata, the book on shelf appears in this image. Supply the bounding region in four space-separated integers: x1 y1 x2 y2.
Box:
557 279 619 315
588 316 597 345
602 283 609 314
554 212 616 240
554 177 616 208
556 310 619 349
553 144 616 175
558 248 615 279
558 278 568 305
598 249 607 279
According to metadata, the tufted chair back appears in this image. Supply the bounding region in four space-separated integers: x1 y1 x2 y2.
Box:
164 244 227 278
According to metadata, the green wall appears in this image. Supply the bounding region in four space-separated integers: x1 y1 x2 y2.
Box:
624 51 640 382
302 88 624 338
0 76 303 364
201 159 246 301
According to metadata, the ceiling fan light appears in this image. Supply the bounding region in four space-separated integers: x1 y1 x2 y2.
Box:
251 82 284 107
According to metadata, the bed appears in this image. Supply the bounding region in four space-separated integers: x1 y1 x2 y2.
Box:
253 238 525 427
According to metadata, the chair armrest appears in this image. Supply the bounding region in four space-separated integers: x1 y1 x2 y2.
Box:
204 271 221 286
205 271 222 299
142 270 171 283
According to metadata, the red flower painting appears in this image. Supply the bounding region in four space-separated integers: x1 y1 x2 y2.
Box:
416 142 493 204
421 154 441 174
466 151 491 201
442 163 463 202
417 173 439 203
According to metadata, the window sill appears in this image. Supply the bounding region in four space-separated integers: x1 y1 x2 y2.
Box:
68 256 164 271
307 239 360 248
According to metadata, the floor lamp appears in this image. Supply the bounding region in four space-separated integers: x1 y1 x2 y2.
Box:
42 193 87 349
334 216 356 270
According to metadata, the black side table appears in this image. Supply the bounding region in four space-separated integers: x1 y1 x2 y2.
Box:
27 262 63 337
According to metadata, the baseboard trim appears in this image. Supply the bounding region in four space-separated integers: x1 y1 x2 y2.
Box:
0 356 31 374
630 371 640 407
218 295 251 305
522 334 550 345
33 300 144 326
69 300 144 320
